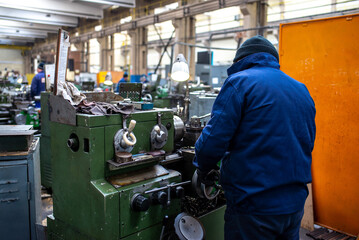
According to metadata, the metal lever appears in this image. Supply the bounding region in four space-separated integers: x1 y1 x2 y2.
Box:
154 125 161 134
198 113 211 119
128 120 136 133
159 215 169 240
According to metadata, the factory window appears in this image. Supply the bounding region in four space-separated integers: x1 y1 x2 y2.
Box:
84 42 88 55
108 35 113 50
114 32 131 72
154 2 178 14
120 16 132 24
95 25 102 31
146 1 178 74
147 21 175 42
267 0 359 22
89 38 100 73
336 0 359 11
147 20 174 76
70 44 77 51
195 7 243 34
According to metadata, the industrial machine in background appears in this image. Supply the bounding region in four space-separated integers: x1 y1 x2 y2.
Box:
189 91 218 124
153 62 226 110
195 64 229 88
46 89 225 240
79 72 97 91
0 86 40 128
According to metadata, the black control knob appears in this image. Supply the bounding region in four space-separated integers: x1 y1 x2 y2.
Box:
131 194 150 212
175 186 185 198
152 191 168 205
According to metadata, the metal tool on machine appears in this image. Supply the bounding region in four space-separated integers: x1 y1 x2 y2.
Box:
173 115 185 142
151 112 168 150
183 113 210 146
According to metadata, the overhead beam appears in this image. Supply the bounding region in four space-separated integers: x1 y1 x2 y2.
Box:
0 7 78 27
73 0 135 8
72 0 256 43
0 0 103 19
0 27 48 37
37 1 359 53
0 20 59 33
0 27 49 38
0 30 46 39
0 43 32 50
0 35 35 41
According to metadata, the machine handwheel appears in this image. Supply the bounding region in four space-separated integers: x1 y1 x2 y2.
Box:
123 131 137 146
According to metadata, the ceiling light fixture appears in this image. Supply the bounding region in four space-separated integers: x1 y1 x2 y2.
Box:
171 54 189 82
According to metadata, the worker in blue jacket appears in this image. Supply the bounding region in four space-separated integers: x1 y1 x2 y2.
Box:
30 62 46 98
115 72 129 93
193 36 316 240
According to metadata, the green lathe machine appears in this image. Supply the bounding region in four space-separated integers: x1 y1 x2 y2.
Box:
47 91 225 240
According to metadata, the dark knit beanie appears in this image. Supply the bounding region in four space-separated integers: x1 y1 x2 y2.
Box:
37 62 45 70
233 35 279 63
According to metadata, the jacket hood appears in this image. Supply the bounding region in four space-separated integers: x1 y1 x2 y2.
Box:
227 52 280 76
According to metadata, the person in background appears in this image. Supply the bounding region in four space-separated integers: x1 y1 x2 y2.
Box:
30 62 46 98
140 74 149 84
115 72 128 92
193 36 316 240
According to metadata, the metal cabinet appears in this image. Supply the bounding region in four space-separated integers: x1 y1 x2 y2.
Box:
0 138 41 240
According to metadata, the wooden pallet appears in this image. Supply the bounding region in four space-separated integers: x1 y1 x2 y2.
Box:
307 228 357 240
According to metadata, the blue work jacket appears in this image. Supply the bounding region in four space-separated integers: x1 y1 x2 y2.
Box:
31 71 46 98
115 78 127 92
194 52 316 215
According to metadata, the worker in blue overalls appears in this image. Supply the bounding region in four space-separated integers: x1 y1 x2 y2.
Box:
193 36 316 240
30 62 46 99
115 72 129 93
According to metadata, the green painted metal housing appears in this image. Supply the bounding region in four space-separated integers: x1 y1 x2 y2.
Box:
46 92 226 240
48 108 182 239
40 92 52 189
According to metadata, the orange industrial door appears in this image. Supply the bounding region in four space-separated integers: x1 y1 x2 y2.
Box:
279 14 359 236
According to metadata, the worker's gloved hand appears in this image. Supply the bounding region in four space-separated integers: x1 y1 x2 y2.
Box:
196 167 220 187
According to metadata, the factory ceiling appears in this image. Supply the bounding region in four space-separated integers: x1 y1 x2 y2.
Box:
0 0 135 46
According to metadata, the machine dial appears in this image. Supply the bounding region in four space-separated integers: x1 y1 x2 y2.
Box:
175 186 185 198
152 191 168 205
131 194 150 212
150 124 168 150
